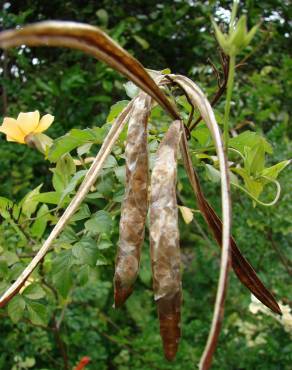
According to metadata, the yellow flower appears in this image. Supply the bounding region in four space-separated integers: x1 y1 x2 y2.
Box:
0 110 54 144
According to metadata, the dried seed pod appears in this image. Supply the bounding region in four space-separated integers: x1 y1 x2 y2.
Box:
150 120 182 361
114 93 152 307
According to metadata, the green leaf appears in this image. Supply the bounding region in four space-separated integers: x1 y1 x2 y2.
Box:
229 131 273 155
192 126 211 146
261 160 290 180
21 184 43 217
96 176 114 197
59 170 87 205
245 143 265 175
85 210 113 235
53 268 72 298
7 295 26 323
52 250 74 298
0 197 13 219
114 165 126 184
0 251 19 266
31 204 50 239
52 155 76 192
32 192 62 205
103 155 117 169
107 100 129 122
77 143 92 157
123 81 139 98
133 35 149 49
48 129 100 162
22 284 46 300
77 265 90 286
72 237 99 266
233 168 264 199
70 204 91 222
26 301 48 326
205 164 221 183
97 239 112 250
96 254 110 266
58 227 78 244
52 250 75 274
96 9 109 26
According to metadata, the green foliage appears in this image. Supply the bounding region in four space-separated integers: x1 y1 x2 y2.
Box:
0 1 291 370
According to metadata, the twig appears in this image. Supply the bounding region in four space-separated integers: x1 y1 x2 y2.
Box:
189 52 229 132
267 230 292 276
52 315 69 370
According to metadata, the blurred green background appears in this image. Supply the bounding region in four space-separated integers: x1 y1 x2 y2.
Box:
0 1 291 369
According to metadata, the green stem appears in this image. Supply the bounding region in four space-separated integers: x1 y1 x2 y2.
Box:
223 54 236 150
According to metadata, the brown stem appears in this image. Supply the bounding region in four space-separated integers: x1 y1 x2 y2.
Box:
267 230 292 276
52 315 69 370
189 53 229 132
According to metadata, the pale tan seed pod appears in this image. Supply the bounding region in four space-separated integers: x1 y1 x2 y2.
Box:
150 120 182 361
114 93 152 307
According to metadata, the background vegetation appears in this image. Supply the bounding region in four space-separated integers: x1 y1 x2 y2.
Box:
0 1 291 369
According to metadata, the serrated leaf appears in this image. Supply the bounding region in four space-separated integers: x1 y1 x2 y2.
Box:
21 185 43 217
59 170 87 205
103 155 117 168
85 210 113 234
77 265 90 286
96 254 109 266
52 250 75 274
54 268 72 298
70 204 91 222
8 295 26 323
0 197 13 219
107 100 129 122
0 251 19 266
31 192 62 205
31 204 49 239
58 227 78 244
72 237 98 266
22 284 46 300
48 129 99 162
114 165 126 184
97 239 112 250
52 155 76 192
26 301 48 325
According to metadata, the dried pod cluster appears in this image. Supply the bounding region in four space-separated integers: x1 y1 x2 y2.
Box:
0 21 282 370
113 100 183 359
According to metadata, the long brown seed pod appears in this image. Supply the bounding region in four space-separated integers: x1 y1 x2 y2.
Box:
165 75 231 370
150 120 182 361
114 93 152 307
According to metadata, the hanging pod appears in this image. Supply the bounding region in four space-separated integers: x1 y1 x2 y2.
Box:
114 93 152 307
150 120 182 361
